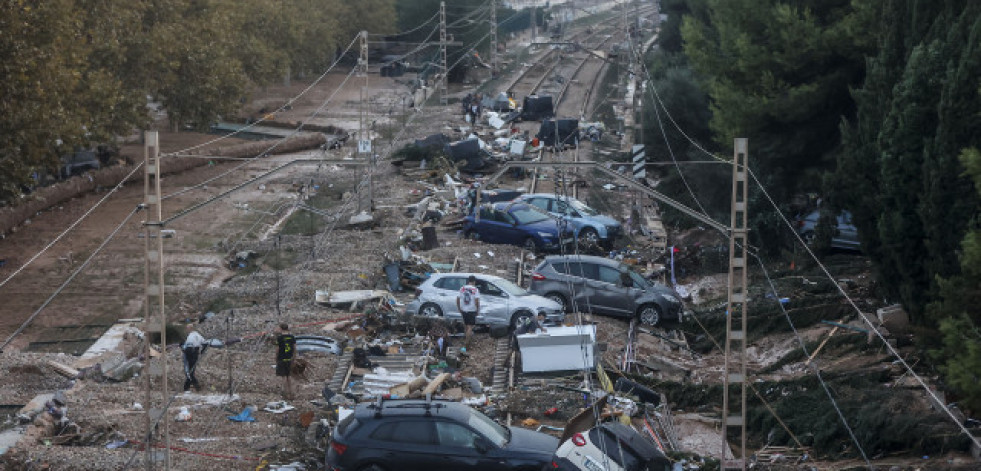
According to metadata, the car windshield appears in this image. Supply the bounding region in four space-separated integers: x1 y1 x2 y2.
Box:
569 199 598 216
510 206 551 225
493 278 529 296
468 409 509 446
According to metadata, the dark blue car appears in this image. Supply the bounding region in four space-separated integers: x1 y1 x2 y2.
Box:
463 202 574 253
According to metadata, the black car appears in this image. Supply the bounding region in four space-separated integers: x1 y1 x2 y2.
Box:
326 398 559 471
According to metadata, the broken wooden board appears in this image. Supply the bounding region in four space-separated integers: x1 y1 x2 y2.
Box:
422 372 450 396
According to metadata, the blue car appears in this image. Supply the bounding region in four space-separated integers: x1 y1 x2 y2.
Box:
463 202 574 253
516 193 622 249
796 209 860 251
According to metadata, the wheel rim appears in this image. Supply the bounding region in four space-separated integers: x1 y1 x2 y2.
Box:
523 238 537 252
578 229 599 249
421 303 442 317
546 294 567 312
802 231 816 244
639 305 661 325
513 312 533 329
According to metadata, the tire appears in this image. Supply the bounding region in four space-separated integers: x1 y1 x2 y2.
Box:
544 292 569 312
577 227 600 250
801 230 816 245
511 310 534 331
522 238 538 253
465 230 480 241
638 304 662 326
420 302 443 318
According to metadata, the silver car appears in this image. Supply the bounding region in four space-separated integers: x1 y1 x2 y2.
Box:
528 255 683 326
404 273 565 329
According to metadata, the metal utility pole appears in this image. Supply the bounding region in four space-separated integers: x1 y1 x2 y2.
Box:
358 30 372 212
491 0 498 74
531 1 537 42
440 2 448 105
723 138 749 470
142 130 169 470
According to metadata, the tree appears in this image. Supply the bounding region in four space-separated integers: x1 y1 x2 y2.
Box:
679 0 874 249
836 1 981 322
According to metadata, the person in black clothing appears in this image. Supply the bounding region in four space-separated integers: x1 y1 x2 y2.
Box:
275 323 296 400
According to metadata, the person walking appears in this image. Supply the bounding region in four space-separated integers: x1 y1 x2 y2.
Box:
456 275 480 346
181 323 208 392
275 323 296 400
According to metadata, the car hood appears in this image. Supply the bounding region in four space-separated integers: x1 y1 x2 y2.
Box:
504 427 559 456
580 214 619 227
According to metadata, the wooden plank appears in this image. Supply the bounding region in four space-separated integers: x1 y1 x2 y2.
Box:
422 372 450 396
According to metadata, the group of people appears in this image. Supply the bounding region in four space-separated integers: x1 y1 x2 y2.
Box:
180 321 297 400
180 276 547 401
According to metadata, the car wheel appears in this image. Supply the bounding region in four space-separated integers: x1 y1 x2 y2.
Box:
638 304 662 326
523 238 538 253
420 302 443 318
544 292 569 312
577 228 600 250
801 230 816 245
511 310 534 330
465 230 480 241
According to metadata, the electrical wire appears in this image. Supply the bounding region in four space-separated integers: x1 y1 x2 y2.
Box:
369 10 441 38
0 206 140 351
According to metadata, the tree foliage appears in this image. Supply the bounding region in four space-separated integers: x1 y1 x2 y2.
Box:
677 0 875 249
837 1 981 322
0 0 396 204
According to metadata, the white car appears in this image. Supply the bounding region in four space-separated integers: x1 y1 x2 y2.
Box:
404 273 564 329
551 422 672 471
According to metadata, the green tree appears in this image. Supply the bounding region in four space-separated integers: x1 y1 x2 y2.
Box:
680 0 874 249
836 1 981 322
930 148 981 413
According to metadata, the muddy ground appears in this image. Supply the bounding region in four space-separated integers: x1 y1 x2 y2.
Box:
1 8 978 471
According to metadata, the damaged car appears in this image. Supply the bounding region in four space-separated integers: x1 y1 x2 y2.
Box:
528 255 682 326
405 272 564 329
463 202 574 253
515 193 621 250
327 398 559 471
550 422 672 471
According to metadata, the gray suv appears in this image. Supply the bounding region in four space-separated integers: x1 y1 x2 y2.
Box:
528 255 683 326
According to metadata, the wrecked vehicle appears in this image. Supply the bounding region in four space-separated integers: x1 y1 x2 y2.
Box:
537 118 580 149
515 193 622 249
405 272 564 329
463 202 575 253
521 94 554 121
528 255 683 326
445 138 493 172
551 422 672 471
326 398 559 471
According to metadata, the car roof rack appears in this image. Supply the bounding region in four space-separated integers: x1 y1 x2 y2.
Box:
367 394 445 418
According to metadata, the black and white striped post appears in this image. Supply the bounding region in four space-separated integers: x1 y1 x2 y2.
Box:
632 144 646 180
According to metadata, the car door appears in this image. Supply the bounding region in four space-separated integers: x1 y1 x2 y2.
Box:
591 265 634 317
495 208 526 245
570 262 608 314
365 420 440 471
433 276 466 320
475 278 509 326
552 199 580 232
434 421 509 471
473 206 499 243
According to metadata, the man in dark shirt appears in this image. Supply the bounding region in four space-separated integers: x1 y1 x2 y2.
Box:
275 323 296 400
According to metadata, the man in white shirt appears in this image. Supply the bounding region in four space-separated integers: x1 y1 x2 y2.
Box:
181 323 209 392
456 275 480 346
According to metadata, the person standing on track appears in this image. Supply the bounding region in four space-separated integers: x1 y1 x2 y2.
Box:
181 323 212 392
456 275 480 347
274 323 296 400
